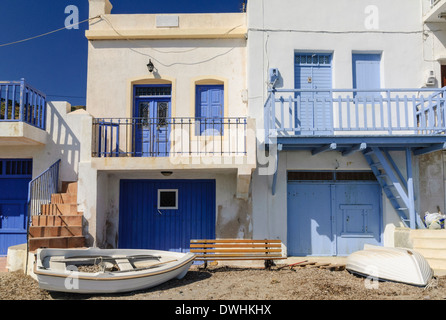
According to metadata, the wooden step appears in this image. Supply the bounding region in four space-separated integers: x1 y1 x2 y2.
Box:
41 204 80 215
29 236 85 252
29 226 83 238
32 215 82 227
51 193 77 204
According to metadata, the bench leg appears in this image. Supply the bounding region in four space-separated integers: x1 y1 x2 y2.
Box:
264 260 275 270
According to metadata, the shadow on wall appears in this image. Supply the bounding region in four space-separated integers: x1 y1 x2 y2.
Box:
44 101 83 183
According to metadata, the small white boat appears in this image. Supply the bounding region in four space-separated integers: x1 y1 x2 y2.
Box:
33 247 195 294
346 244 433 287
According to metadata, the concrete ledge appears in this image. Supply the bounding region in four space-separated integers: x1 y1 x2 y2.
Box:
0 122 48 146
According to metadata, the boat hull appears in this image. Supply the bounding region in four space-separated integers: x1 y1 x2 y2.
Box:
34 248 195 294
346 244 433 287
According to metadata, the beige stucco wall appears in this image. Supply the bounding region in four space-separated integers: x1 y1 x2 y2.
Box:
80 1 254 247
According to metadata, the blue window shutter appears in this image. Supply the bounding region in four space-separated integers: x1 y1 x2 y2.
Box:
196 85 224 135
352 54 381 97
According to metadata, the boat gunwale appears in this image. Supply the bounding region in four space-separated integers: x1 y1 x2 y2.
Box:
34 253 195 281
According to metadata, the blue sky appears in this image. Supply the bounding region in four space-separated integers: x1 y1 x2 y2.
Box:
0 0 244 106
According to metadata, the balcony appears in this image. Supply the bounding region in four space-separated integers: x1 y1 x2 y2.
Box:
265 88 446 155
91 116 255 166
0 80 47 146
424 0 446 22
89 116 256 199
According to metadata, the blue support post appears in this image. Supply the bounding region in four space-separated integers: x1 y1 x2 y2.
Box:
271 144 282 196
405 148 416 229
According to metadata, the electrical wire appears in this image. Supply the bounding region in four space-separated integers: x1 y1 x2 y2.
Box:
100 14 239 67
0 15 101 48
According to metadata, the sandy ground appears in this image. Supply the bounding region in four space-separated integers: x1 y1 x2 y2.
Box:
1 264 446 301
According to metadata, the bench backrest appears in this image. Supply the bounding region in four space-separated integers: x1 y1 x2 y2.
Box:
190 239 285 260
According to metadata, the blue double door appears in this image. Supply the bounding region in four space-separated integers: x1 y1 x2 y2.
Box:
118 179 216 252
287 181 382 256
134 97 171 157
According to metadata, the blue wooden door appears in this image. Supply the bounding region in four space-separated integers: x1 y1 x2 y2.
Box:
352 53 381 99
295 53 332 135
0 176 31 256
334 183 382 255
287 180 381 256
134 98 170 157
287 183 334 256
196 85 224 135
119 179 216 252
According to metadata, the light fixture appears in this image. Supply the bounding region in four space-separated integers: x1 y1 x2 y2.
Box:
147 59 154 73
438 12 446 19
161 171 173 176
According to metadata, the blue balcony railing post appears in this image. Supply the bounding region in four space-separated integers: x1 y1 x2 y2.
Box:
19 78 25 122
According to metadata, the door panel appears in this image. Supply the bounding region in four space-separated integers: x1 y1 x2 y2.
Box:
287 183 334 256
335 183 381 255
119 180 216 252
0 176 30 256
287 181 382 257
295 53 332 135
134 98 170 157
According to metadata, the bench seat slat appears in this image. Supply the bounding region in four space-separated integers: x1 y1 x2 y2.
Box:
190 244 282 248
195 256 284 260
191 249 282 253
190 239 282 244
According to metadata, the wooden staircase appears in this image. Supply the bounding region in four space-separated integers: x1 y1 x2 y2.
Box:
28 181 85 252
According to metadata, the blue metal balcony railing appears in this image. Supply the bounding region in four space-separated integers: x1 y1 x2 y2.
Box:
265 88 446 141
0 79 46 130
92 117 248 157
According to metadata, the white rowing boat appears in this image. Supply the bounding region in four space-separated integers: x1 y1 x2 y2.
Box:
34 247 195 294
346 244 433 287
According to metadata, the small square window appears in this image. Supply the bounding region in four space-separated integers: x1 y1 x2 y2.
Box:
158 189 178 210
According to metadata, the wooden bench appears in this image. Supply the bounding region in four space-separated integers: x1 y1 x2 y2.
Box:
190 239 286 269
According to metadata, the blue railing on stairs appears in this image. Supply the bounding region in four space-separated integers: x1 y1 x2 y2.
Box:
25 159 60 274
27 159 61 224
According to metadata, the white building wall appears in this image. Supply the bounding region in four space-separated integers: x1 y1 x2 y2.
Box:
247 0 430 251
0 101 87 182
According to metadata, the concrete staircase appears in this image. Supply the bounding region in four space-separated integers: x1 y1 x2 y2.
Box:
28 181 85 252
410 229 446 276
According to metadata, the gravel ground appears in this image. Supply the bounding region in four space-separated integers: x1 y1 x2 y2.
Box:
1 264 446 301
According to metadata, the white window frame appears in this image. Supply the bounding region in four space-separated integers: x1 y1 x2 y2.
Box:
157 189 178 210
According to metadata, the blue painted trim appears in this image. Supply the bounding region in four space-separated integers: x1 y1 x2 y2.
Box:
276 136 446 150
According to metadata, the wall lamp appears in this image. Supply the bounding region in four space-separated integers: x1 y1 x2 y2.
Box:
147 59 155 73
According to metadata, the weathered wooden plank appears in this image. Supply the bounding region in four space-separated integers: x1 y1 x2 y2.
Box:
190 239 282 244
190 249 282 253
190 243 282 248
